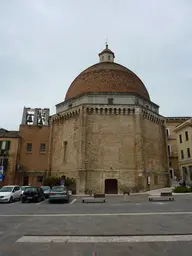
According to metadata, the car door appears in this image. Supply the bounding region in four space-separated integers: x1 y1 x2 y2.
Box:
12 186 17 200
15 186 21 199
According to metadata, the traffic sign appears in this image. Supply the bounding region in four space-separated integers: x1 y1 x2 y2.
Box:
0 174 3 182
0 166 3 175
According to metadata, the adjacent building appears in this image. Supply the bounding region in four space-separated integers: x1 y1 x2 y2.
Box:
174 118 192 184
0 128 20 185
16 107 50 186
166 117 190 179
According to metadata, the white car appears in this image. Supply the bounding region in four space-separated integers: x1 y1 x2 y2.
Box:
0 185 22 203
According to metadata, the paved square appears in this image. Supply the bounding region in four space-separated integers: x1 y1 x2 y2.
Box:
0 195 192 255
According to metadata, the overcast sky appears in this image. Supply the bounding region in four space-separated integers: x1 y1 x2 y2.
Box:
0 0 191 130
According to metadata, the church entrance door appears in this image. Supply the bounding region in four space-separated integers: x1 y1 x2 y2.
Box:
105 179 118 194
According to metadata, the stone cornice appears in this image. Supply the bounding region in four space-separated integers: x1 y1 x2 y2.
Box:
174 118 192 132
86 106 135 115
51 105 164 125
141 109 165 124
51 108 81 123
85 106 165 124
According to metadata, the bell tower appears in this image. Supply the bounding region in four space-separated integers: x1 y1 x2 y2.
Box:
21 107 50 126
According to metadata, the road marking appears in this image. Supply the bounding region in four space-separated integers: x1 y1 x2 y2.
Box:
16 234 192 243
154 202 167 205
0 211 192 217
69 199 77 205
36 199 48 205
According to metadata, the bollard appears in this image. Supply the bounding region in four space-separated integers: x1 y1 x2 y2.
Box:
123 191 130 202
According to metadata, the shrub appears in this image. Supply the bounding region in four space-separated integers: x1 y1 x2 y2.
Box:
173 186 192 193
43 176 75 188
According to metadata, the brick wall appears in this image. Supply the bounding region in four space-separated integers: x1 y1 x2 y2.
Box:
18 125 50 172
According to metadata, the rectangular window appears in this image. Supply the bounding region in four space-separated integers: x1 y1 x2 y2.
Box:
168 144 171 156
179 134 182 143
4 158 8 171
63 141 67 162
0 158 8 171
181 150 184 159
40 143 46 153
26 143 32 152
1 141 6 150
166 128 170 138
108 55 111 60
183 167 187 181
108 98 114 105
185 131 189 141
0 141 11 151
36 176 43 183
189 166 192 181
187 148 191 158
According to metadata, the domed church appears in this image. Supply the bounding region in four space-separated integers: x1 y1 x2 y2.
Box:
49 44 169 194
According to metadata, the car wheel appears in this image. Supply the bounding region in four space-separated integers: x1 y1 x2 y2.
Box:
22 199 25 203
42 196 45 201
49 200 52 204
19 195 22 201
9 197 13 203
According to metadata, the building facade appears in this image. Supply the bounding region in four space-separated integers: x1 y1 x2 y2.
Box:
0 128 20 185
49 44 169 194
16 107 50 186
174 118 192 184
165 117 190 179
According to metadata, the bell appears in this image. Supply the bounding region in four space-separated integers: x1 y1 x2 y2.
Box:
27 114 33 122
39 118 43 125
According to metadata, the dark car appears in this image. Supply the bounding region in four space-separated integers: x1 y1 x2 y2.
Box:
41 186 51 198
22 187 45 203
49 186 70 203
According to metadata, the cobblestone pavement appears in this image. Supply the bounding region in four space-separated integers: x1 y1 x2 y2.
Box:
0 195 192 255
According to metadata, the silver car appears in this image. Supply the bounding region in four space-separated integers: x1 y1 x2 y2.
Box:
49 186 70 203
41 186 51 198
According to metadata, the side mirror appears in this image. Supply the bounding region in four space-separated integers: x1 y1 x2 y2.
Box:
12 190 15 193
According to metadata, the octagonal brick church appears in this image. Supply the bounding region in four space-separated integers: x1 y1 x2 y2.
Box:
50 44 169 194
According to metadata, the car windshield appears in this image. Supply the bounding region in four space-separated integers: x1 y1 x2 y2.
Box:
0 186 13 192
21 186 28 191
25 187 38 192
41 186 50 191
51 187 65 192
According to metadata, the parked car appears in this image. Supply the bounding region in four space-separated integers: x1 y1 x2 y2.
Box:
41 186 51 198
22 187 45 203
20 186 31 195
49 186 70 203
0 185 22 203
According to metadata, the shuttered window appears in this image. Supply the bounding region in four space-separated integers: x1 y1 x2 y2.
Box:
0 141 11 150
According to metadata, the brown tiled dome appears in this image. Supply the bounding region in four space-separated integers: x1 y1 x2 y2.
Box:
65 61 150 101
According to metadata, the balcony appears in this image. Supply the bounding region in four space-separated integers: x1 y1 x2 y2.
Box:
0 149 9 156
169 151 178 157
167 135 176 140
